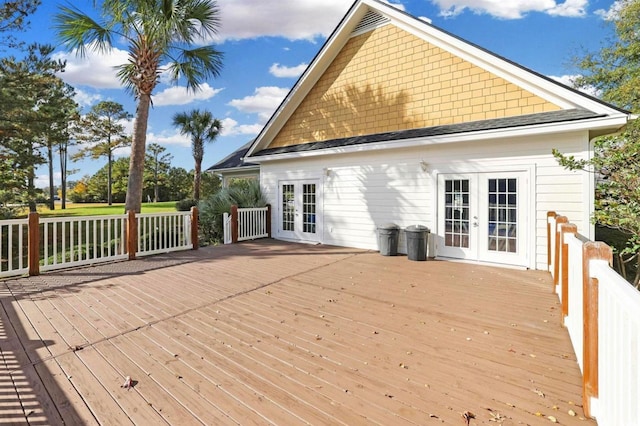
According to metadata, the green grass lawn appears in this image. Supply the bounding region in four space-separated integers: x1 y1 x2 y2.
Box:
34 201 178 218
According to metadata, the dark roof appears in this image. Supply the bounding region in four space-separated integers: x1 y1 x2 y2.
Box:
251 109 605 157
207 141 259 172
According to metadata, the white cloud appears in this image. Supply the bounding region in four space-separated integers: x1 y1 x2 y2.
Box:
35 172 61 189
595 0 628 20
549 74 600 97
216 0 350 41
214 0 407 41
228 86 289 122
152 83 223 107
220 117 263 136
430 0 587 19
269 62 308 78
146 130 191 147
73 89 102 107
54 46 129 89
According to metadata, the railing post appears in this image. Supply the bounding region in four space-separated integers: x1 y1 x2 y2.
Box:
547 211 556 271
266 204 272 238
560 222 577 324
554 215 568 289
581 241 612 418
127 210 137 260
190 206 199 250
28 212 40 276
231 205 238 244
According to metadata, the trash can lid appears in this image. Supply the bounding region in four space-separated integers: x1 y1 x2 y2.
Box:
405 225 430 233
378 223 400 230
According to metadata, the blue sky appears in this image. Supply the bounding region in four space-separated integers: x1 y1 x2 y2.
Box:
15 0 620 188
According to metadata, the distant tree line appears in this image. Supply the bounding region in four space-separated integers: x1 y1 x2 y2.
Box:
64 145 221 204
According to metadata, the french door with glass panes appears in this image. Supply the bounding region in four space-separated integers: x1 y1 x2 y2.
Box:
279 180 320 242
437 172 528 266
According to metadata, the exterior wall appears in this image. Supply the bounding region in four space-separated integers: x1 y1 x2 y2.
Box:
269 24 560 149
261 131 591 270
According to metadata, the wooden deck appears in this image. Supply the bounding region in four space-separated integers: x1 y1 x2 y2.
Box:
0 240 595 425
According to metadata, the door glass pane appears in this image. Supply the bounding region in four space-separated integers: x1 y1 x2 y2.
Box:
302 184 316 233
488 178 517 253
444 179 470 248
282 184 295 231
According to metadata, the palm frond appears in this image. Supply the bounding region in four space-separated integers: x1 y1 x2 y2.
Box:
166 45 223 91
54 5 113 56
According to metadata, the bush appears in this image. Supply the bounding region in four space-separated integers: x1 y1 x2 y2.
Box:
175 198 198 211
199 180 268 244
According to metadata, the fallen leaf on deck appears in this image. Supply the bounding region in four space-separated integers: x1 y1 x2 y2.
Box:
568 409 576 416
532 388 545 398
547 415 558 423
461 411 475 425
121 376 133 390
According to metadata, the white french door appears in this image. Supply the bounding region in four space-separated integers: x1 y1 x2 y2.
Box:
437 172 528 266
278 180 320 242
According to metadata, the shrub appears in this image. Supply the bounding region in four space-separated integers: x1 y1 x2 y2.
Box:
199 180 268 244
175 198 198 211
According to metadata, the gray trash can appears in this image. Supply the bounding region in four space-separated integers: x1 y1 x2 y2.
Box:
405 225 430 261
377 223 400 256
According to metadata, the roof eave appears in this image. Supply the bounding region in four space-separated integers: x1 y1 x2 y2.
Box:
249 114 631 163
206 165 260 174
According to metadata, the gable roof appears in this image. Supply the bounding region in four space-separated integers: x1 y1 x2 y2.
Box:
206 140 259 173
246 0 632 161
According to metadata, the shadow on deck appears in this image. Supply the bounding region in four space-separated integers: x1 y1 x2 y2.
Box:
0 240 594 425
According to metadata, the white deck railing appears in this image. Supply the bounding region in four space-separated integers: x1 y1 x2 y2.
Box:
548 211 640 426
0 209 198 279
136 212 193 257
0 218 29 278
40 215 128 272
223 212 232 244
237 207 269 241
590 260 640 426
565 233 585 371
223 205 271 244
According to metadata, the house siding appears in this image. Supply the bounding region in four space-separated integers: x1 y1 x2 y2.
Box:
268 24 560 149
261 131 590 270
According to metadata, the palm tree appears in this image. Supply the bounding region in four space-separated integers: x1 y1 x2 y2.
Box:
172 109 222 201
54 0 223 212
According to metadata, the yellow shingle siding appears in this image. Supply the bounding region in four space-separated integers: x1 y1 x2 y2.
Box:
269 24 560 149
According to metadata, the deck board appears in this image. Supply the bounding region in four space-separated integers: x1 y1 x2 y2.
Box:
0 240 596 425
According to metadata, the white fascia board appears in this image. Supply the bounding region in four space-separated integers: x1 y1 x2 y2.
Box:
207 165 260 174
249 114 630 163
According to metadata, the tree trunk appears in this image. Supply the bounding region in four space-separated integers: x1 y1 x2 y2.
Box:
193 159 202 201
154 163 159 203
48 142 55 210
27 166 36 213
107 149 113 206
125 94 151 213
60 142 67 209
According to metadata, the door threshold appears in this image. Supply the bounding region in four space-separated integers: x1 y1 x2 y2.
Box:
434 256 528 270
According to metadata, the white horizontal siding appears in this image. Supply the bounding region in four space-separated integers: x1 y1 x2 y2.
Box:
261 130 592 270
